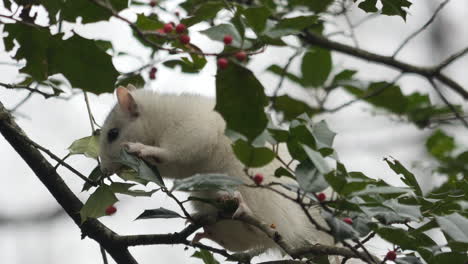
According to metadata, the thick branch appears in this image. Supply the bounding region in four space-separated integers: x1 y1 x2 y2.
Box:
0 101 137 264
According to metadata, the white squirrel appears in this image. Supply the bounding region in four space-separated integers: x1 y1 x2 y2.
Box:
99 84 334 256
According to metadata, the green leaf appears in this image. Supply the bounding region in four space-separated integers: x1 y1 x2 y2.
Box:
274 167 294 178
49 0 128 24
351 185 411 196
135 13 164 30
215 63 268 141
436 213 468 243
345 81 407 114
383 199 422 220
396 256 424 264
302 145 330 174
323 211 359 241
68 135 100 158
82 166 103 192
428 252 468 264
357 0 378 13
109 182 157 197
192 249 220 264
242 6 271 34
172 174 244 192
118 149 165 187
232 140 275 168
356 0 412 21
200 24 251 48
271 95 318 121
116 168 149 185
79 185 118 223
331 69 357 87
374 226 434 250
301 47 332 87
266 15 318 38
312 120 336 149
163 55 207 73
3 24 118 94
381 0 412 20
266 64 304 86
384 158 422 196
425 130 454 159
181 2 225 27
135 207 182 220
295 159 329 193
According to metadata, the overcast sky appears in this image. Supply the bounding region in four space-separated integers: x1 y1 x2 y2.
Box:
1 1 467 263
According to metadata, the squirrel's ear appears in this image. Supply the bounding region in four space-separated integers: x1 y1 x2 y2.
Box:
116 86 139 117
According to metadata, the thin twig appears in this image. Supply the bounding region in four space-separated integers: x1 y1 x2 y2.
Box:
30 141 97 186
428 78 468 128
83 92 98 132
393 0 450 58
0 82 55 98
100 246 109 264
342 2 359 48
436 45 468 70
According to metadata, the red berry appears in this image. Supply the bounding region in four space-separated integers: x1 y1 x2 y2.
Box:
179 34 190 45
253 173 264 185
105 205 117 215
385 251 397 261
217 58 229 70
317 192 326 202
149 67 157 80
343 217 353 225
149 0 157 7
175 23 186 34
223 35 233 45
235 51 247 61
163 23 173 33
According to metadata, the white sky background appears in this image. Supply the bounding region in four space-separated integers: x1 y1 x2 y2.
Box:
0 1 467 263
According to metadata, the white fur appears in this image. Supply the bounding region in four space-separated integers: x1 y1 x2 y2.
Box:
99 89 334 256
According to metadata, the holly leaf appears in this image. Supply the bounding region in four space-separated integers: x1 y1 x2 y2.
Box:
135 207 182 220
271 95 318 121
232 139 275 168
436 213 468 243
295 159 329 193
118 149 165 187
82 166 104 192
43 0 128 24
215 63 268 141
172 174 244 192
80 185 118 223
109 182 157 197
301 47 332 87
356 0 412 21
192 249 220 264
3 24 118 94
68 135 100 158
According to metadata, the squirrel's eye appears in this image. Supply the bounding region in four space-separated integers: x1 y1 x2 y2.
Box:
107 128 119 143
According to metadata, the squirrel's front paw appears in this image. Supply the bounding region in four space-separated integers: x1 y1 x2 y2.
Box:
122 142 146 155
122 142 168 164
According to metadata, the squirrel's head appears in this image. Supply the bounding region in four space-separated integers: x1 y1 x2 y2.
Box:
99 84 140 175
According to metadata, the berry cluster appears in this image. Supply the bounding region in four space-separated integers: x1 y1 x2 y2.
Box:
160 22 190 45
217 34 249 70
